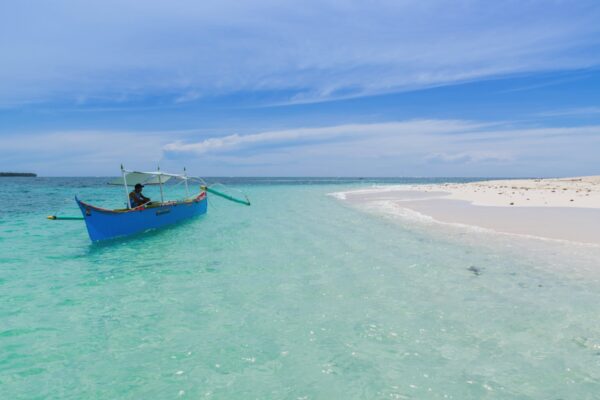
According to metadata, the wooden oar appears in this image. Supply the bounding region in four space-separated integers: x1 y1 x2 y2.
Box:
47 215 84 220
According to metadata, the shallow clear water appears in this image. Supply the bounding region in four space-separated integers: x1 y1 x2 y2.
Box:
1 178 600 399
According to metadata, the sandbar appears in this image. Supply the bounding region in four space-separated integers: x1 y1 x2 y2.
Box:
337 177 600 245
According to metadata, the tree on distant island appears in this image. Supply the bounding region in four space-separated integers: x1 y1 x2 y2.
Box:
0 172 37 177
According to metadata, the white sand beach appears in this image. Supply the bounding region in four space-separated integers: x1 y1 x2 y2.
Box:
337 176 600 245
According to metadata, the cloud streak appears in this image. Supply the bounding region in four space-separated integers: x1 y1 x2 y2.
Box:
537 107 600 117
2 1 600 105
3 120 600 177
159 120 600 176
163 120 486 155
162 121 600 160
0 131 166 175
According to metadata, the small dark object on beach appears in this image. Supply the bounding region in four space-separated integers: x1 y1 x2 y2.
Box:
467 266 482 276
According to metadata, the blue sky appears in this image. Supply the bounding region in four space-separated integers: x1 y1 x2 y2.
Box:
1 0 600 177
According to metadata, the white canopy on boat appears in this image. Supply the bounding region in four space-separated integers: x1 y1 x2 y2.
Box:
108 171 188 186
110 166 193 208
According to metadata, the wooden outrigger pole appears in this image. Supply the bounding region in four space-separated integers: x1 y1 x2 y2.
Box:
184 167 190 198
157 164 165 204
201 185 251 206
121 164 131 209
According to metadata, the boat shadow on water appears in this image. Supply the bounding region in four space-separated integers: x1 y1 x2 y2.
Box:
84 213 208 254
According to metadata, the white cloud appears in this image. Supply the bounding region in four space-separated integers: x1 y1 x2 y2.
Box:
4 121 600 177
0 131 166 175
174 91 202 104
537 107 600 117
158 120 600 176
163 121 600 160
426 152 513 164
163 120 488 154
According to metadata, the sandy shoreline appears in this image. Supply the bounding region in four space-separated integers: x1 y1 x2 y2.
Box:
335 176 600 245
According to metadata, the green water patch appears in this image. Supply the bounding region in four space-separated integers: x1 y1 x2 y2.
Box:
1 179 600 398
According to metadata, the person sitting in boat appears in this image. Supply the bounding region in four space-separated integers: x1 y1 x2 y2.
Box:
129 183 151 207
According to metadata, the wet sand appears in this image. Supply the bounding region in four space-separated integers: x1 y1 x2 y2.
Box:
336 177 600 245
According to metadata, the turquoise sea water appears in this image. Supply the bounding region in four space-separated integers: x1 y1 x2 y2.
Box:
1 177 600 399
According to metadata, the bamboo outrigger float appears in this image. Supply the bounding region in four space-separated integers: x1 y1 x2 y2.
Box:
48 165 250 242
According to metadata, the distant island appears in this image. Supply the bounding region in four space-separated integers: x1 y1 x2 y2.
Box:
0 172 37 177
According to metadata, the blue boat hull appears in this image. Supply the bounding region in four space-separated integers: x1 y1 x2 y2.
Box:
76 193 207 241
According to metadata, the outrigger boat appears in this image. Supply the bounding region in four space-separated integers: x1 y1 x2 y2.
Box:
48 165 250 242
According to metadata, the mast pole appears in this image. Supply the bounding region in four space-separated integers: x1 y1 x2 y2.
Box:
184 167 190 198
158 164 165 204
122 164 131 209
